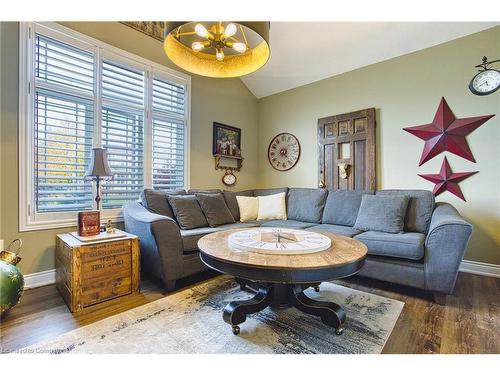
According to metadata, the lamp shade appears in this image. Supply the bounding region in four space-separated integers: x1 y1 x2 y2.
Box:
85 148 113 180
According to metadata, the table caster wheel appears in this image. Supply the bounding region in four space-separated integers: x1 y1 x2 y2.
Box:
335 327 343 335
232 326 240 335
314 286 320 292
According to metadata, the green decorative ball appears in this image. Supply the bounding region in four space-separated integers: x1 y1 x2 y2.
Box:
0 260 25 317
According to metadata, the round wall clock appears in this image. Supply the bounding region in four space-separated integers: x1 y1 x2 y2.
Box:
268 133 301 171
469 69 500 95
222 170 237 186
469 56 500 96
228 228 331 255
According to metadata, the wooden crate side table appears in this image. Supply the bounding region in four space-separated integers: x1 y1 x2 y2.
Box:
55 230 140 313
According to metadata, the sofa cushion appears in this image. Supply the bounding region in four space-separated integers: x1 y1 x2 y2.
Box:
167 195 208 230
354 195 410 234
377 190 435 233
287 188 328 224
354 231 426 260
195 193 235 227
140 188 186 218
237 196 259 222
180 222 261 252
260 220 316 229
223 190 254 221
308 224 362 238
322 190 375 226
257 192 287 220
253 187 289 197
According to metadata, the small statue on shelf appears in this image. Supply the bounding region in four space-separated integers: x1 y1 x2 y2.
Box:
106 220 115 234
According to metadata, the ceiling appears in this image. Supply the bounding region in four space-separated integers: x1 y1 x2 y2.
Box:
240 22 499 98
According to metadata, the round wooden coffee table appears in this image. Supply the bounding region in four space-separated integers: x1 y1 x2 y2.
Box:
198 228 367 335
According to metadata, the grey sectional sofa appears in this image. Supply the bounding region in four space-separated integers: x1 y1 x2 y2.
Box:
123 187 473 297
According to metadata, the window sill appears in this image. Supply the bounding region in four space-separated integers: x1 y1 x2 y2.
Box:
19 212 124 232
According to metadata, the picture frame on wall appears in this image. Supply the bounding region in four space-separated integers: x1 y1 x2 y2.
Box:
213 122 242 157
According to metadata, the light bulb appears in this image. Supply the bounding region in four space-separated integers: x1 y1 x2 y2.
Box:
191 42 205 51
232 42 247 53
223 23 237 38
195 24 209 38
215 49 224 61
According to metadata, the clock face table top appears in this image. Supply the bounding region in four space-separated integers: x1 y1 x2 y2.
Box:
197 228 368 336
228 228 332 255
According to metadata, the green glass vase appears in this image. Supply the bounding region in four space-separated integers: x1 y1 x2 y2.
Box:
0 250 24 318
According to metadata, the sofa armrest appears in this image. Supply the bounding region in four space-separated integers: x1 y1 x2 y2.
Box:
123 201 184 286
424 202 473 293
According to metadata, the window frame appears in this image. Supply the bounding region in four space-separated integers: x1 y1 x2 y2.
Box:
19 22 191 231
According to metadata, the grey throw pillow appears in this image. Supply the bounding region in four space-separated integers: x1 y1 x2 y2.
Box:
354 195 410 234
140 188 186 218
167 195 208 230
287 188 328 223
376 190 435 233
322 190 375 226
196 193 235 227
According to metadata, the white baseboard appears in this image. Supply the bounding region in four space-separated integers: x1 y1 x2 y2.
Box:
21 260 499 290
459 260 500 278
23 269 56 289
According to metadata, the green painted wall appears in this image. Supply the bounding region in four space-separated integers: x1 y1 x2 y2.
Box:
0 22 259 275
257 26 500 264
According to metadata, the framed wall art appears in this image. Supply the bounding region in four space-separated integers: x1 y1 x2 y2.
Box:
213 122 241 157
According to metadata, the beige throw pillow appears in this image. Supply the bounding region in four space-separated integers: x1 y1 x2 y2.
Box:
236 196 259 222
257 192 287 221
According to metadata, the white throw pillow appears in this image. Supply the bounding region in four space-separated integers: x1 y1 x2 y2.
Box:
257 192 287 221
236 196 259 222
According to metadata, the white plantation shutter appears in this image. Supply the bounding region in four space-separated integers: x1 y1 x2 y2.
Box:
34 34 95 213
21 23 189 230
101 59 145 208
35 34 94 93
151 76 186 190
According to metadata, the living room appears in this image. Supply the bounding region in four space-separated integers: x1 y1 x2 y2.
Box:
1 0 499 372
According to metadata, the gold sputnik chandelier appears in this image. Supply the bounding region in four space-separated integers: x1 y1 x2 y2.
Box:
163 22 270 78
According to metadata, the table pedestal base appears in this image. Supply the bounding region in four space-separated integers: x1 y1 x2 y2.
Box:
223 282 346 335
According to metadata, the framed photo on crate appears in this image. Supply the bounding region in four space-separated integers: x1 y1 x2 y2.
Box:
77 211 101 236
213 122 241 157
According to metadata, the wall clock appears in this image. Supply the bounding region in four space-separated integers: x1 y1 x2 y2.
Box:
469 56 500 96
222 170 237 187
228 228 331 255
268 133 301 171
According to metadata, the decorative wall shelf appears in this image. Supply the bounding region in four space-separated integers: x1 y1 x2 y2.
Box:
214 154 244 172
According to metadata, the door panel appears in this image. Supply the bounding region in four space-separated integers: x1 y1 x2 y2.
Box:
354 139 366 190
318 108 376 191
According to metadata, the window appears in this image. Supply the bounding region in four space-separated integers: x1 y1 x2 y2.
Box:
101 60 145 209
19 22 190 231
33 34 95 214
151 77 186 190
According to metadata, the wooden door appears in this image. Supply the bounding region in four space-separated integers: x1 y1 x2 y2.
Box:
318 108 376 190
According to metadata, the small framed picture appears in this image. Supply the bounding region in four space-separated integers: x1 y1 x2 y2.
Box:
78 211 101 236
213 122 241 157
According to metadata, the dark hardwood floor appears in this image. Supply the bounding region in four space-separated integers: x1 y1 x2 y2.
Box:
1 271 498 354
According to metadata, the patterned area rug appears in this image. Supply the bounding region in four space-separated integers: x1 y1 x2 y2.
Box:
20 277 404 354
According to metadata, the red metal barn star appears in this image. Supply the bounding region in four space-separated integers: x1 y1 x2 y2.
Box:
418 157 478 201
403 97 494 166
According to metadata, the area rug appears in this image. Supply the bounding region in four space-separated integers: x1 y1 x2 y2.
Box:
19 277 404 354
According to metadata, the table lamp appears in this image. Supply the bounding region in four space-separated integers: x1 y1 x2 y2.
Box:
85 147 113 210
